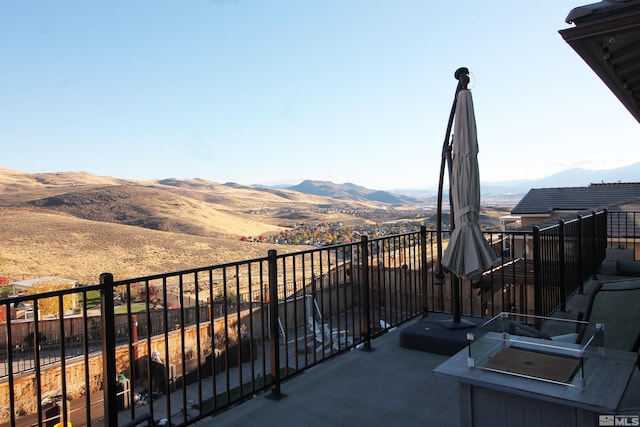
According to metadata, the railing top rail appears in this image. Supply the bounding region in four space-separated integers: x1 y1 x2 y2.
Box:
267 230 424 258
562 216 581 226
111 255 273 286
533 209 607 233
109 230 424 286
273 241 356 258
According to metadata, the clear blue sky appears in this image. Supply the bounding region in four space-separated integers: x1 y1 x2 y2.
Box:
1 1 639 190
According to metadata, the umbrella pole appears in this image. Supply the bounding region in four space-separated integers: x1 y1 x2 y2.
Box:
435 69 468 286
437 68 476 329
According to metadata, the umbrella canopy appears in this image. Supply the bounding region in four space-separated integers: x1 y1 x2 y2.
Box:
441 89 497 280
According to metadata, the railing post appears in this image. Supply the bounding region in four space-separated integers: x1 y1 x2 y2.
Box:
420 226 429 318
360 235 372 351
5 300 16 427
532 227 543 318
558 220 567 312
267 249 284 399
602 209 609 263
577 215 585 294
100 272 118 426
132 314 138 361
592 210 599 280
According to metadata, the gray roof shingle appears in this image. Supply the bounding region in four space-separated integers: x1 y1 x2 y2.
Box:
511 183 640 215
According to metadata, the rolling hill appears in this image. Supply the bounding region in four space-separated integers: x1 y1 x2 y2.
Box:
287 180 422 205
0 169 409 282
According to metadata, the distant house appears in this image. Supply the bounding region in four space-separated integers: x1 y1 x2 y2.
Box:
502 182 640 261
10 276 78 294
509 182 640 227
6 276 80 320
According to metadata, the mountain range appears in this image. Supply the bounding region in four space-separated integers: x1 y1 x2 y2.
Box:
286 180 422 205
389 163 640 203
259 163 640 206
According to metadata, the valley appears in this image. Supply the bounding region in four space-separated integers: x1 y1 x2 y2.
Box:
0 168 511 284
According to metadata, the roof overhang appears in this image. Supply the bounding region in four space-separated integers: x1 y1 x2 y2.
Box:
559 0 640 123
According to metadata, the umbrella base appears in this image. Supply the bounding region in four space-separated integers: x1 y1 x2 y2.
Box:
439 318 477 330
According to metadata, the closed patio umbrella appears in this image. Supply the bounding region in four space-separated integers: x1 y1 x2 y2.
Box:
437 68 497 328
441 87 496 280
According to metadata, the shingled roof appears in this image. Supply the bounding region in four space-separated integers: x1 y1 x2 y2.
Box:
511 183 640 215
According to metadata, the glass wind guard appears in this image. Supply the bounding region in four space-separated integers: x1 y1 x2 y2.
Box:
467 312 605 388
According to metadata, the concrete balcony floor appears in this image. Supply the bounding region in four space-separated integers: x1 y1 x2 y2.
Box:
197 319 459 427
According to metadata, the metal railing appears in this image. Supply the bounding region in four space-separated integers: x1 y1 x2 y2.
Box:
533 210 608 317
1 209 635 426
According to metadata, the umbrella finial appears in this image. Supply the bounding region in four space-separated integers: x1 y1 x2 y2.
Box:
454 67 470 90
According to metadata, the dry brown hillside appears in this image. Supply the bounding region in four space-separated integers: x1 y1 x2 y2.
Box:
0 169 387 283
1 207 312 283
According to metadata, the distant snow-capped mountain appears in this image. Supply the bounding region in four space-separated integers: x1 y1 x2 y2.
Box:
395 163 640 200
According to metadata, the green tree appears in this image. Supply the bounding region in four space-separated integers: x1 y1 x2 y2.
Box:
0 287 12 298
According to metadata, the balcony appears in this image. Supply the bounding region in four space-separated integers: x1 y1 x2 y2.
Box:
0 209 639 426
180 316 462 427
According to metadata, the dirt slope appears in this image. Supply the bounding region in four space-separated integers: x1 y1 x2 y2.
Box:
1 207 309 283
0 169 380 282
